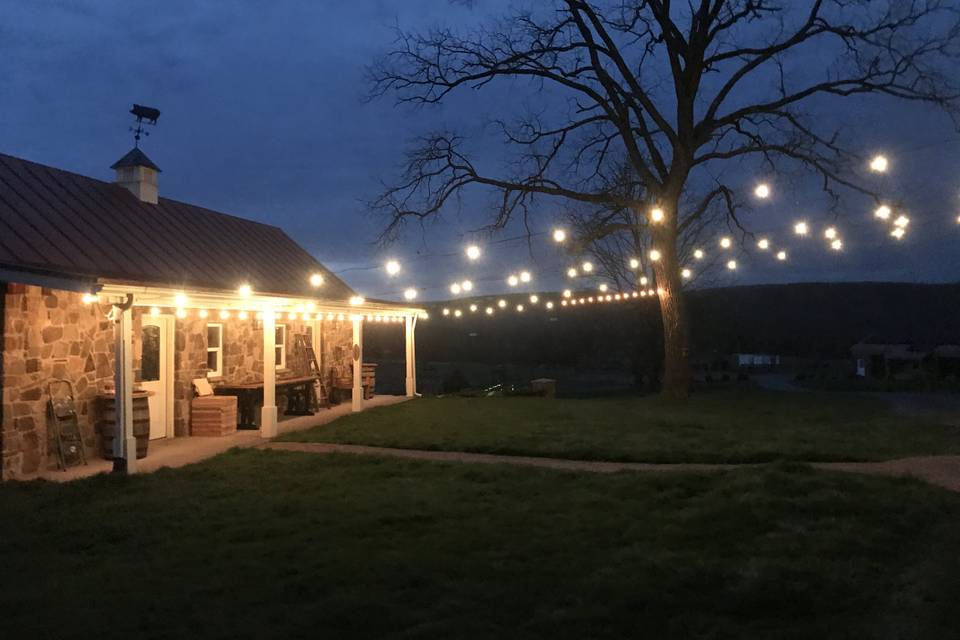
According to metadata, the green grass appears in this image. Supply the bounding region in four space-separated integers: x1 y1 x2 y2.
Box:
281 390 960 463
3 449 960 638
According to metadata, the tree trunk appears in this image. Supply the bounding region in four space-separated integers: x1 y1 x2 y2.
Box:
651 213 691 399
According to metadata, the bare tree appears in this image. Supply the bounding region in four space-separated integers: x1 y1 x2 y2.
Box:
369 0 960 398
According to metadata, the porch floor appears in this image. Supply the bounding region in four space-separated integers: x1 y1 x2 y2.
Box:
33 395 412 482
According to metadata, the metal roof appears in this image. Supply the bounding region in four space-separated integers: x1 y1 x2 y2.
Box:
0 152 354 299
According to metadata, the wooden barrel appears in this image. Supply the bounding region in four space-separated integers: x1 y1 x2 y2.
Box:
99 395 151 459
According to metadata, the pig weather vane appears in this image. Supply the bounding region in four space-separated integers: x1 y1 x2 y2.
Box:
128 104 161 147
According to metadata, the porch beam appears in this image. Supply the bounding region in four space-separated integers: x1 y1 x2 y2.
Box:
405 315 417 397
112 296 137 474
261 309 278 438
352 315 363 413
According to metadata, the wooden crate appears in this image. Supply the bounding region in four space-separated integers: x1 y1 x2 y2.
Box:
191 395 238 436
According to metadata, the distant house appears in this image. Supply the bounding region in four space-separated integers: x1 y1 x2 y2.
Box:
850 339 958 380
732 353 781 369
0 150 424 479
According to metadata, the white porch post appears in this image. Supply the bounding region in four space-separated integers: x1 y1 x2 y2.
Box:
404 315 417 397
260 309 278 438
113 299 136 474
352 315 364 413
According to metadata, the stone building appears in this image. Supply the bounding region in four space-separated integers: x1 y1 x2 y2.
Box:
0 150 422 479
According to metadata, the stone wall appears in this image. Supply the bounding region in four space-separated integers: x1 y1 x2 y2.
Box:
1 286 357 479
1 284 115 479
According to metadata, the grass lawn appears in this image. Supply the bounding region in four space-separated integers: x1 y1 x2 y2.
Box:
279 390 960 463
3 450 960 639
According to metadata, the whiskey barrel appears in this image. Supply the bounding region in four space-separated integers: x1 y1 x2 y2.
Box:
98 394 151 459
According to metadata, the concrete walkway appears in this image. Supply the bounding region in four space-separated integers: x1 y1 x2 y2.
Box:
32 395 411 482
264 442 960 493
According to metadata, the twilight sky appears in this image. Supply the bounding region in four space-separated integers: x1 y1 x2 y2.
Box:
2 1 959 302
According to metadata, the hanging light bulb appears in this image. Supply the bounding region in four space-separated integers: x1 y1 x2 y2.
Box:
198 309 209 319
529 294 539 303
461 280 474 292
649 207 665 223
581 261 593 273
469 304 478 312
485 306 494 315
681 268 692 279
498 299 507 308
507 275 519 287
149 306 160 317
567 267 578 278
629 258 640 269
754 183 771 199
757 238 770 250
545 301 554 309
726 260 737 270
893 215 910 228
349 295 365 306
891 227 906 240
869 154 889 173
450 282 462 295
81 293 98 305
794 221 809 236
238 311 249 320
238 284 253 297
516 304 524 312
598 284 608 292
831 239 843 251
519 271 531 283
562 289 572 298
693 249 704 260
384 260 401 276
465 245 481 260
176 308 187 319
824 227 838 240
639 276 648 286
174 293 188 307
454 309 462 317
552 228 567 243
874 205 892 220
776 250 787 261
403 288 417 301
720 237 732 249
219 309 231 320
310 273 324 288
649 249 661 262
442 308 450 316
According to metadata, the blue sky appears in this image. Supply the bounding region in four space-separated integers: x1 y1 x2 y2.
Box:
2 1 959 302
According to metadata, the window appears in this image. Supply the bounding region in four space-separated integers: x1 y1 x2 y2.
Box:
207 323 223 378
275 324 286 369
142 325 160 382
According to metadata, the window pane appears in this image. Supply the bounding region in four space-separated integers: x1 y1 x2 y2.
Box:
141 326 160 382
275 325 284 344
207 325 221 349
207 350 219 373
275 346 283 366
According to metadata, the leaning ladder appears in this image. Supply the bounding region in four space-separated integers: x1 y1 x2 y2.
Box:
294 334 330 409
47 379 88 470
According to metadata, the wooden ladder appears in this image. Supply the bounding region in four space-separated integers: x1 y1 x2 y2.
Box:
294 334 330 409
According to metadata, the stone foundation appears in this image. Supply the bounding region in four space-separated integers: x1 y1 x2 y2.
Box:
1 283 355 480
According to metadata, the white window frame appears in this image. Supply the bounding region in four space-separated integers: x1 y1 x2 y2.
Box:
206 323 223 378
275 324 287 370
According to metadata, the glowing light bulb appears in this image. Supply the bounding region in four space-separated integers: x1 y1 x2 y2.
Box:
874 205 891 220
754 183 771 199
198 309 209 319
469 304 478 312
309 273 324 288
174 293 188 307
567 267 578 278
831 239 843 251
552 228 567 243
869 155 889 173
649 207 665 223
486 307 494 315
238 284 253 297
893 215 910 228
681 268 692 279
693 249 704 260
442 308 450 316
824 227 837 240
498 299 507 308
519 271 531 283
81 293 98 305
219 310 230 320
649 249 661 262
757 238 769 250
385 260 401 276
529 294 539 303
794 221 809 236
507 275 519 287
149 306 160 316
461 280 473 292
598 284 608 292
516 304 524 312
465 245 481 260
454 309 462 317
450 282 462 294
562 289 572 298
403 288 417 301
349 296 365 306
891 227 905 239
639 276 648 286
726 260 737 270
776 250 787 261
720 237 732 249
176 308 187 319
581 261 593 273
238 311 249 320
629 258 640 269
545 301 554 309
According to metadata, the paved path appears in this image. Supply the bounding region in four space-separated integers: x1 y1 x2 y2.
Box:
264 442 960 493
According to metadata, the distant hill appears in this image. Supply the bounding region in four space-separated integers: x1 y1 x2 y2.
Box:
364 282 960 368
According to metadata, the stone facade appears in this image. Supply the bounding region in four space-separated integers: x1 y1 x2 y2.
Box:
1 283 355 480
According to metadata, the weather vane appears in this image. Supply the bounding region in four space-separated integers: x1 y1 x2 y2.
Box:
128 104 161 147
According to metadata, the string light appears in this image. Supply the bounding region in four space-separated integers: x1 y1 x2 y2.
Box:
891 227 906 239
81 293 98 305
403 288 417 300
454 309 462 317
516 304 524 312
649 249 661 262
461 280 474 292
562 289 572 298
384 260 401 276
238 311 249 320
442 308 450 316
720 237 732 249
552 229 567 243
150 306 160 316
507 275 519 287
824 227 838 240
469 304 478 312
629 258 640 269
831 239 843 251
598 284 608 292
237 284 253 297
529 294 539 303
198 309 209 319
310 273 324 288
794 221 809 236
639 276 648 285
874 205 891 220
486 306 494 315
869 155 889 173
545 301 554 309
776 250 787 261
450 282 462 294
582 261 594 273
519 271 531 283
567 267 578 278
466 245 481 261
757 238 770 250
176 308 187 319
219 310 231 320
893 215 910 228
174 293 188 307
726 260 737 270
754 183 771 199
649 207 665 223
681 268 692 279
693 249 704 260
349 296 365 306
498 299 507 308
